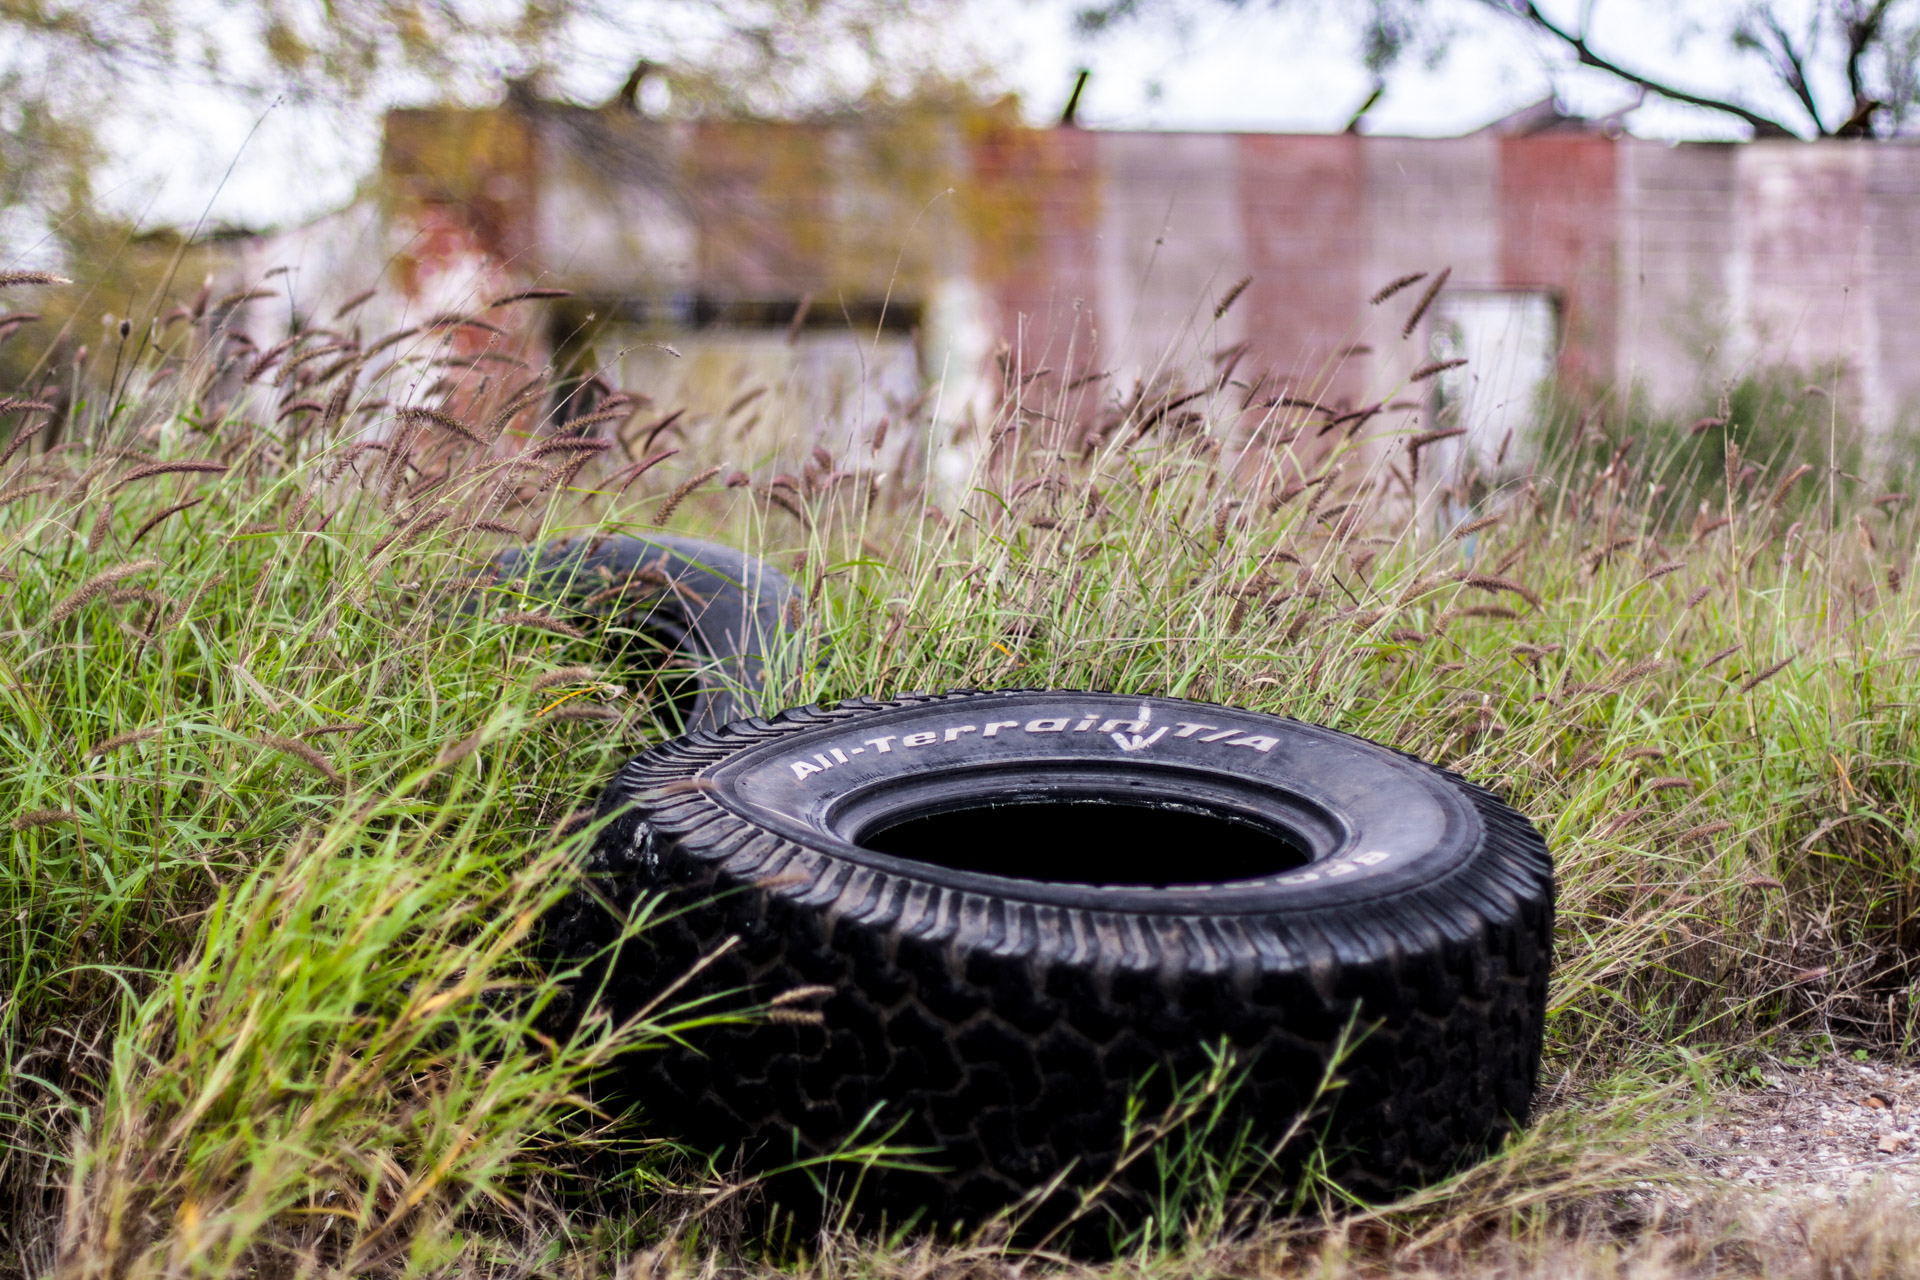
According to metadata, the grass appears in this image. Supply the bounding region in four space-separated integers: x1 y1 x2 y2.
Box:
0 271 1915 1274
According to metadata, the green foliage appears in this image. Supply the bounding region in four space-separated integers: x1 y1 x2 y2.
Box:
1529 365 1919 530
788 386 1920 1067
0 317 731 1271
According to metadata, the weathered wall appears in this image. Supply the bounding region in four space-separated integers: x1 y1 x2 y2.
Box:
1614 139 1920 425
1237 134 1367 405
1091 132 1249 385
1614 141 1737 409
963 118 1101 380
1734 144 1875 404
1499 134 1616 389
1869 145 1920 423
222 104 1920 454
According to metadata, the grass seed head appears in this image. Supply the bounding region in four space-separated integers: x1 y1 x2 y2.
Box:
0 417 49 472
44 560 161 626
395 406 485 448
11 809 78 830
499 611 587 640
1401 265 1452 338
1410 357 1469 383
107 461 227 491
1739 654 1797 694
1452 513 1500 540
1213 275 1251 319
487 286 574 308
86 501 113 554
531 666 598 693
1460 574 1542 609
435 727 487 767
654 465 726 526
0 480 58 509
542 706 621 723
1609 658 1667 689
245 337 299 383
87 728 161 757
1769 463 1817 509
1369 271 1426 305
529 435 612 462
258 735 342 785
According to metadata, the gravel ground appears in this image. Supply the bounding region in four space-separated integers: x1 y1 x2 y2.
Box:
1672 1057 1920 1196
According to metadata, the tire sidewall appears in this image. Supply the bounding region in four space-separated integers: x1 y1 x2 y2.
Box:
687 689 1488 915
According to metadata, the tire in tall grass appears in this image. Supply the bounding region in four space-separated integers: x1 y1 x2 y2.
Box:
545 689 1553 1228
493 533 800 732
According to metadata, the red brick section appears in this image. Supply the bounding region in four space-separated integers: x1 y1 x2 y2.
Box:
1498 135 1619 391
382 107 538 267
964 122 1102 381
1237 133 1368 406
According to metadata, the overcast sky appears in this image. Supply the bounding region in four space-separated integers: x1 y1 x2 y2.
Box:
98 0 1771 234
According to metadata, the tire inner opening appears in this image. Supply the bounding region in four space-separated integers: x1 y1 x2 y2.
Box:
857 799 1312 887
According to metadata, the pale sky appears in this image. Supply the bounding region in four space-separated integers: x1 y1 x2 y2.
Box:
95 0 1777 234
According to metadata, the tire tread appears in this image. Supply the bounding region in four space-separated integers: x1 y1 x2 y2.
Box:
545 690 1552 1224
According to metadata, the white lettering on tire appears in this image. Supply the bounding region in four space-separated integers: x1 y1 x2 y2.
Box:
1275 851 1394 883
1111 726 1168 752
783 707 1339 783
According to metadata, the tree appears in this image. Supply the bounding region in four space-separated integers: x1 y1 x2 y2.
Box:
0 0 969 386
0 0 968 241
1075 0 1920 139
1491 0 1920 136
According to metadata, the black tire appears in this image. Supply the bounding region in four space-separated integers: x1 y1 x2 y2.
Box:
493 533 801 732
546 689 1553 1228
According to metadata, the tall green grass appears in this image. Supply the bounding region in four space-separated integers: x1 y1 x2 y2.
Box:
0 274 1915 1272
795 369 1920 1063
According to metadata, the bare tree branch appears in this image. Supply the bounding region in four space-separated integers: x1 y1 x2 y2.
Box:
1751 10 1826 133
1482 0 1806 136
1843 0 1898 110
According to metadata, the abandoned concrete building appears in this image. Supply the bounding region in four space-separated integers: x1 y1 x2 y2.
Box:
220 91 1920 468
